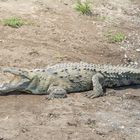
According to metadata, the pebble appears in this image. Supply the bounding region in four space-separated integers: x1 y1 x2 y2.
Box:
136 48 140 52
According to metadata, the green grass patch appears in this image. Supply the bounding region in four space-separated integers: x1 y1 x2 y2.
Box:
107 32 126 43
2 17 27 28
74 0 91 15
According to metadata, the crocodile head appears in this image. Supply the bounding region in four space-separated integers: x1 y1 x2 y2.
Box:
0 68 33 94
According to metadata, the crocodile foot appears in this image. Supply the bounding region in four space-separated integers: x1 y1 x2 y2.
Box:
46 86 67 100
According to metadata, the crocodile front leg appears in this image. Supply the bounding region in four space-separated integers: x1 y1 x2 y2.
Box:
85 73 105 98
47 86 67 100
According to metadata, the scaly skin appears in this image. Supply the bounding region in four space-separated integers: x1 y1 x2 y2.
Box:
0 62 140 99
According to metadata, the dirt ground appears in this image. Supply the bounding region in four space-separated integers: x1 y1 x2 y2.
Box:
0 0 140 140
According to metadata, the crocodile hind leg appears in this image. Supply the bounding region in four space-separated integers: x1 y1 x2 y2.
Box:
47 86 67 100
85 73 105 98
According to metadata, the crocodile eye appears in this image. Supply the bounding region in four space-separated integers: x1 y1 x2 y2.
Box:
53 72 58 75
61 70 64 72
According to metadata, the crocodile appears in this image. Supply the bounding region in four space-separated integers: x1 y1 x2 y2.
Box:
0 62 140 99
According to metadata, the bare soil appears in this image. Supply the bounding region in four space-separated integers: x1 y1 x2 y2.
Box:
0 0 140 140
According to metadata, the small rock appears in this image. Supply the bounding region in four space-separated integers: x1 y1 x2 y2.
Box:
67 121 78 127
124 54 127 58
47 112 59 119
61 39 66 42
120 125 125 129
86 118 96 125
136 48 140 52
21 128 29 133
64 2 68 5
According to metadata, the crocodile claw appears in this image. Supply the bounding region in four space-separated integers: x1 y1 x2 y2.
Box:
84 91 101 99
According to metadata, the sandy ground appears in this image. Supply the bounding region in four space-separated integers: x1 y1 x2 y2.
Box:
0 0 140 140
